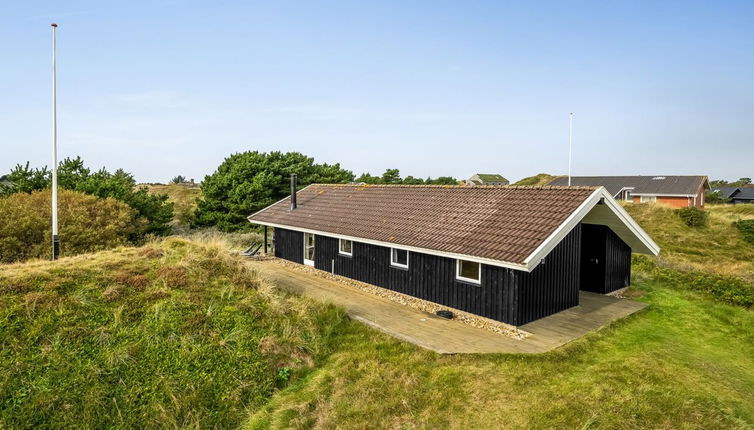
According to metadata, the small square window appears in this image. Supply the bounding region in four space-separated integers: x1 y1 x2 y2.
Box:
456 259 480 284
338 239 352 256
390 248 409 269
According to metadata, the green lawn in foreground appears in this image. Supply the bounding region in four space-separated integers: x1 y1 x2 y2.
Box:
247 273 754 429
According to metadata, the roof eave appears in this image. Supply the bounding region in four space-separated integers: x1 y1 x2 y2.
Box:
523 187 660 271
245 219 531 272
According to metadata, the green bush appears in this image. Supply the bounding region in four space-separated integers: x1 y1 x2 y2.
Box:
705 191 731 204
733 219 754 244
194 151 354 232
633 256 754 307
1 157 173 237
675 206 708 227
0 189 143 263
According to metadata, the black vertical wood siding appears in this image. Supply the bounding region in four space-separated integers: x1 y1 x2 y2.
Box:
580 224 631 294
274 228 303 264
603 226 631 293
271 223 628 325
311 234 519 324
515 225 581 325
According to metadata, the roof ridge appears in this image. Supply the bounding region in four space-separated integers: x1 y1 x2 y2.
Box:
313 183 598 190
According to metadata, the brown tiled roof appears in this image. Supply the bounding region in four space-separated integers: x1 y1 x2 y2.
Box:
248 184 599 266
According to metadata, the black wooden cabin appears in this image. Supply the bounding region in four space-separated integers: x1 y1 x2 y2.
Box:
249 182 659 325
274 222 630 326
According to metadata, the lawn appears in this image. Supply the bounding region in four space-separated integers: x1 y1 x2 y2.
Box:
246 273 754 429
1 204 753 428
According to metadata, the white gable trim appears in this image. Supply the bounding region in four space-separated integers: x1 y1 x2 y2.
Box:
523 188 602 270
523 187 659 271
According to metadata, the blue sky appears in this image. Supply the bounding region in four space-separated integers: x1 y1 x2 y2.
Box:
2 1 753 183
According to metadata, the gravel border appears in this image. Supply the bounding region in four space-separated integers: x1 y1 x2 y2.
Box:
267 257 529 340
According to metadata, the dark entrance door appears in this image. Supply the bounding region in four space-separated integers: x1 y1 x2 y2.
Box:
580 224 607 293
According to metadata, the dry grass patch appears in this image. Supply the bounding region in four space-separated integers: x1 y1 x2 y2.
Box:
0 238 348 429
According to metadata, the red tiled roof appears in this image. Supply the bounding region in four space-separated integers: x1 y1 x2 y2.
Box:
248 184 599 266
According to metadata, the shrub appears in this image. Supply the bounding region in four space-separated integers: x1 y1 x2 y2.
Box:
0 189 144 263
1 157 173 237
733 219 754 244
675 206 708 227
193 151 354 232
705 191 731 204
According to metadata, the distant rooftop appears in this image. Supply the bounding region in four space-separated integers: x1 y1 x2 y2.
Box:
548 175 709 197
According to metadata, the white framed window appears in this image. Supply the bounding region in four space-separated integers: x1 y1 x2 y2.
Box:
640 195 657 203
338 239 353 256
456 259 481 284
303 233 315 266
390 248 409 269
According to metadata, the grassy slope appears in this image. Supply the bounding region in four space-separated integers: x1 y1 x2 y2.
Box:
625 203 754 283
513 173 562 186
246 276 754 429
2 204 753 428
0 239 346 428
143 183 202 227
246 204 754 429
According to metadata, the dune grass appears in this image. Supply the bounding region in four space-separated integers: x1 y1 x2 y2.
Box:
2 204 754 428
0 238 346 428
513 173 562 186
143 183 203 228
243 203 754 429
246 274 754 429
625 203 754 283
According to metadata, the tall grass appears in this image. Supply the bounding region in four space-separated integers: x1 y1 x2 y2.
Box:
246 275 754 429
0 238 346 428
625 203 754 284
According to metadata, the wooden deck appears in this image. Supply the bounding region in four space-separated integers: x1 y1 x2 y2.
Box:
247 260 648 354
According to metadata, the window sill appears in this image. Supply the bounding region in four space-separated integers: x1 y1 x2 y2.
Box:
455 277 481 286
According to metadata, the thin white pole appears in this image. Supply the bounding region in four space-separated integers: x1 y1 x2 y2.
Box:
51 23 59 260
568 112 573 186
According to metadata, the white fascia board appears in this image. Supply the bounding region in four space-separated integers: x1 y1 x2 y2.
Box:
599 189 661 255
613 187 635 198
523 187 660 271
246 220 530 272
630 192 695 197
523 188 603 271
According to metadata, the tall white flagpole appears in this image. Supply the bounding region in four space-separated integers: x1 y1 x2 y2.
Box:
568 112 573 186
51 23 60 260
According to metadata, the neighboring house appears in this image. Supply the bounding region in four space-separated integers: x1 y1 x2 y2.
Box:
0 175 11 190
710 187 754 204
548 175 709 208
248 181 659 326
466 173 509 186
